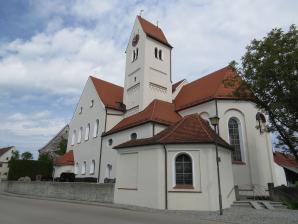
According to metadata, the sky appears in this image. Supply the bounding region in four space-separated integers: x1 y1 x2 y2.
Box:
0 0 297 158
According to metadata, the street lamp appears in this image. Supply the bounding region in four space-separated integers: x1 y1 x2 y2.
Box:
209 115 223 215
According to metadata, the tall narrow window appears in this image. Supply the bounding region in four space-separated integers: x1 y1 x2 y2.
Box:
75 162 79 174
175 154 193 186
71 130 76 145
93 119 99 138
78 127 83 143
136 48 139 59
90 160 95 174
154 47 158 58
158 49 162 60
228 118 242 161
82 161 86 175
85 123 90 141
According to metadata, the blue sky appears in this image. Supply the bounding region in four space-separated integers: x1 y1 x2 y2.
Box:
0 0 297 158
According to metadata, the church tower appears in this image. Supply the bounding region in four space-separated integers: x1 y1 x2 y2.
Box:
123 16 173 116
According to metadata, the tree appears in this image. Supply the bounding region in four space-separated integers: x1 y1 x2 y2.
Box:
56 137 67 155
231 24 298 161
21 151 33 160
10 150 20 160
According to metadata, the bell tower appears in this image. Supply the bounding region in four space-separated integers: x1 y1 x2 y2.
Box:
123 16 173 116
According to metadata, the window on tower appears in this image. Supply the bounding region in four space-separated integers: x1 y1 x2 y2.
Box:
154 47 158 58
159 49 162 60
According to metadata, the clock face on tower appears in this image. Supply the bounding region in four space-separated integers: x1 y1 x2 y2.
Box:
132 34 139 47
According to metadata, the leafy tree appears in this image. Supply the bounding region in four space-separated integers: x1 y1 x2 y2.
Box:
56 137 67 155
38 153 53 162
10 150 20 161
21 151 33 160
231 24 298 161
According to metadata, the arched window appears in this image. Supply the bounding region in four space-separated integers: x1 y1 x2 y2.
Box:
85 123 90 141
90 160 95 174
93 119 99 138
158 49 162 60
154 47 158 58
75 162 79 174
82 161 86 175
108 139 113 146
228 118 242 161
136 48 139 59
130 133 137 140
71 130 76 145
78 127 83 143
175 154 193 185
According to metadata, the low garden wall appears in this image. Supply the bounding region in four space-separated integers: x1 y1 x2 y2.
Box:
0 181 114 203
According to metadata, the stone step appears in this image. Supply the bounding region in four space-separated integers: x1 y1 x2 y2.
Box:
232 201 288 210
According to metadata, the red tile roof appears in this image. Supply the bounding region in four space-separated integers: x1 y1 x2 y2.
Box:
174 66 253 111
274 152 298 168
137 16 172 48
90 76 124 111
114 114 231 149
54 150 74 166
172 79 185 93
0 146 13 157
104 100 181 136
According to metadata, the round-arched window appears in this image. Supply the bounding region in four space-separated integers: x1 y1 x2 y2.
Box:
130 133 137 140
228 118 242 161
175 154 193 185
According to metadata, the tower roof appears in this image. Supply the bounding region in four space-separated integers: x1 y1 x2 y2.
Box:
114 114 231 149
137 16 172 48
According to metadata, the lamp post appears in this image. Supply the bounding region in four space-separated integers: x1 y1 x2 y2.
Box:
209 116 223 215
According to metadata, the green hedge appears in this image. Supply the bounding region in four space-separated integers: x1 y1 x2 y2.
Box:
8 160 53 181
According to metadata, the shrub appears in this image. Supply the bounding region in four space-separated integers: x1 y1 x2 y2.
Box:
8 160 53 181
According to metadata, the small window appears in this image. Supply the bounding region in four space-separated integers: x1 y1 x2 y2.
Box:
81 161 86 175
108 139 113 146
90 99 94 108
78 127 83 143
71 130 76 145
90 160 95 174
136 48 139 59
134 77 136 82
130 133 137 140
0 163 2 168
79 107 83 114
85 123 90 141
175 154 193 186
154 47 158 58
159 49 162 60
93 119 99 138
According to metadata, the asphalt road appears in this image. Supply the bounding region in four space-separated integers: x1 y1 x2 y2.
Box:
0 194 220 224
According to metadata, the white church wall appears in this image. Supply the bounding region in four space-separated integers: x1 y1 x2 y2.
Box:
105 109 124 132
178 100 217 119
172 79 187 99
67 77 106 180
53 165 74 178
114 145 165 209
100 123 154 183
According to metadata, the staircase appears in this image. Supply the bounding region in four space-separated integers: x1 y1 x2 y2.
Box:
232 200 287 210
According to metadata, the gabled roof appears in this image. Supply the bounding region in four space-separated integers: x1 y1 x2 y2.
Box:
172 79 186 93
54 150 74 166
0 146 13 157
137 16 172 48
104 100 181 136
90 76 124 111
114 114 231 149
174 66 252 111
274 152 298 168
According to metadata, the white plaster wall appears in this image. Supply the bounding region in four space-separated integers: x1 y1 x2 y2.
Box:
53 165 74 178
114 144 234 211
100 123 154 183
179 99 284 190
0 147 15 180
273 163 287 186
67 77 106 179
114 145 165 209
166 144 234 211
172 80 188 99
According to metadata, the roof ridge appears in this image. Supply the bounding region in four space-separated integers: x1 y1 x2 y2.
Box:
90 76 123 89
159 116 187 142
196 115 213 140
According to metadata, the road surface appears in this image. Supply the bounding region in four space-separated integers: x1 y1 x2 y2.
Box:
0 194 220 224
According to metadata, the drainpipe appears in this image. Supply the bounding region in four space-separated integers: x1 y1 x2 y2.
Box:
215 99 220 135
97 108 108 183
163 145 168 210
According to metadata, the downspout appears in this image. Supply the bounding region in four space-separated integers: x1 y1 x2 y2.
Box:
152 123 155 136
163 145 168 210
215 99 220 135
97 108 108 183
170 48 172 83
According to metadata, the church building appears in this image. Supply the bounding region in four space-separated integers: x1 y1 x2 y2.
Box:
54 16 286 211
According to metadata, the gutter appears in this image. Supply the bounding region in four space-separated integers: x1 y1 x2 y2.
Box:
163 145 168 209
